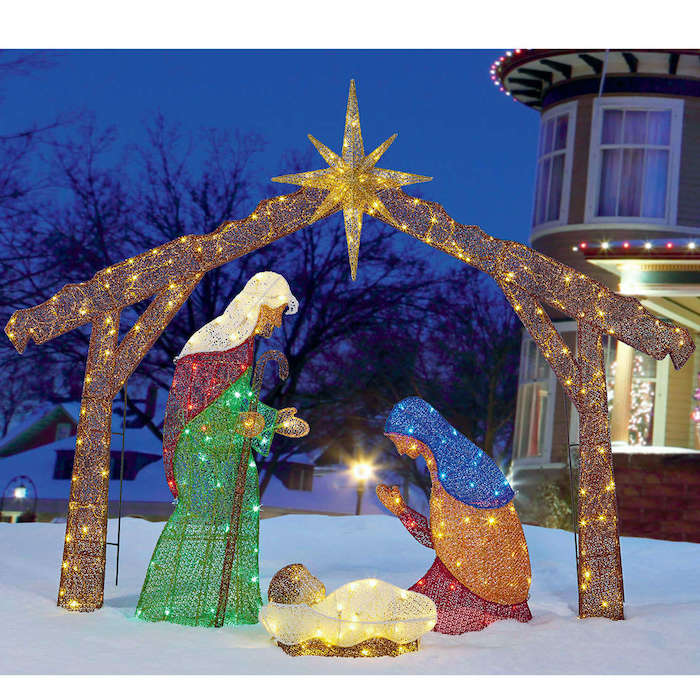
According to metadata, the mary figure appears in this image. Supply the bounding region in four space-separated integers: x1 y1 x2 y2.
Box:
378 397 532 634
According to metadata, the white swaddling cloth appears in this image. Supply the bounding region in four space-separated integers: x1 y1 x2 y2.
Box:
259 578 437 647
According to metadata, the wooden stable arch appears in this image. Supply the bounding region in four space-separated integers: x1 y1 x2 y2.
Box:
5 186 694 619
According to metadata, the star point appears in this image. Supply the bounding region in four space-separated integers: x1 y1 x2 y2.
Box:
272 79 432 280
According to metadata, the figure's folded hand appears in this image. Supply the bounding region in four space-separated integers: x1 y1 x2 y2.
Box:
235 411 266 437
376 484 406 516
275 407 310 438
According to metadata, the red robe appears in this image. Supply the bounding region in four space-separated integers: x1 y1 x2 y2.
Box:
162 338 254 498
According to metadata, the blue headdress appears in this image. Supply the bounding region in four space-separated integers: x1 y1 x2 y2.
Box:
384 397 514 509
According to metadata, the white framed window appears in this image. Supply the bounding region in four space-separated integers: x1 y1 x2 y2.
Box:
513 337 556 462
532 101 577 229
585 97 683 224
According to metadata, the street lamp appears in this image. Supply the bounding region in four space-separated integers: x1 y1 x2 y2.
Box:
351 461 373 515
1 475 37 523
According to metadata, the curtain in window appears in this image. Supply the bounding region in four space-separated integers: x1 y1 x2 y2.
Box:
596 108 672 219
514 343 550 460
533 112 570 226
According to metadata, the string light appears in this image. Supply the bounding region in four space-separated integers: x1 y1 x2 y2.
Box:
371 185 694 620
5 174 332 612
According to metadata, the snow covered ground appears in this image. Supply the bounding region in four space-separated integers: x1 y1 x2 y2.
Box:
0 515 698 674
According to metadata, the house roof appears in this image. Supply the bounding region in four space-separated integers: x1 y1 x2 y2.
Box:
580 246 700 332
491 49 700 110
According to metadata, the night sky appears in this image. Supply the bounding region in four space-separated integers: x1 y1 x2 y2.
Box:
2 49 540 246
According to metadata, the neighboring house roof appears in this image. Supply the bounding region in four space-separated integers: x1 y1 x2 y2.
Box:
0 405 77 458
59 402 82 424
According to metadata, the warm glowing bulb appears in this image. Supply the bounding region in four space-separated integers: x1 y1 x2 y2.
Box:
351 462 372 481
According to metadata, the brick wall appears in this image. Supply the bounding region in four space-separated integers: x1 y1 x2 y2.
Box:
614 451 700 542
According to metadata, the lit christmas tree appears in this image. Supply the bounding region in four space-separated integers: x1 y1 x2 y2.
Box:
607 354 655 446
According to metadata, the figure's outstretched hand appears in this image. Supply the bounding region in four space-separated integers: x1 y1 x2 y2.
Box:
376 484 406 516
275 407 310 438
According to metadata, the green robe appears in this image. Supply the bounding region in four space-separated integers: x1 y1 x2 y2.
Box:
136 368 277 626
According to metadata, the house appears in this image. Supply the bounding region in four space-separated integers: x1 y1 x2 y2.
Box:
0 414 169 522
0 404 77 457
492 49 700 541
0 397 167 521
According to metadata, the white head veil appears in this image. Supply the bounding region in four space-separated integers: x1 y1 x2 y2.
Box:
176 271 298 360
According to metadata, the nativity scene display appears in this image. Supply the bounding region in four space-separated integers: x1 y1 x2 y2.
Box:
4 77 695 656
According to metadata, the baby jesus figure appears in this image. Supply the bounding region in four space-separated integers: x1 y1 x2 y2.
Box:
259 564 437 657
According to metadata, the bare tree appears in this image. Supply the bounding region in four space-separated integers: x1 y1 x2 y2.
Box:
0 50 77 435
1 113 520 506
329 267 522 504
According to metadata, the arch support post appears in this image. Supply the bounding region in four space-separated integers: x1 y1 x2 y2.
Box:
576 322 624 619
58 311 120 611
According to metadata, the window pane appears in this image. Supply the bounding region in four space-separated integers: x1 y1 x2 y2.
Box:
538 122 546 157
536 385 549 456
515 385 532 458
619 148 644 216
629 377 655 445
532 161 544 226
647 110 671 146
55 422 71 440
598 149 622 216
544 118 555 154
526 382 548 458
536 348 549 380
601 109 623 144
547 154 565 221
634 350 658 380
536 158 551 225
527 342 537 380
554 115 568 150
642 149 669 218
623 110 647 144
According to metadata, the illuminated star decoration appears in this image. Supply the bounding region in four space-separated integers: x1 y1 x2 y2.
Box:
272 79 432 280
